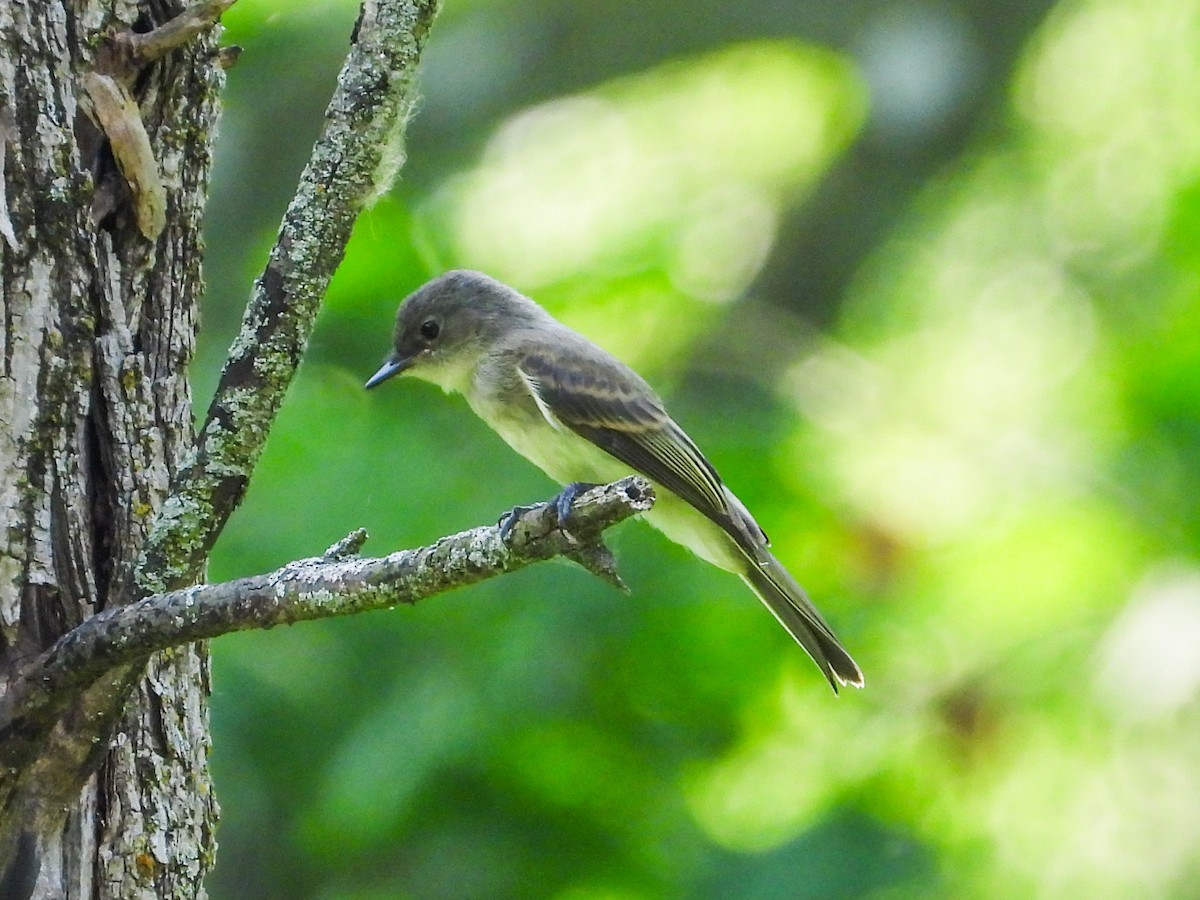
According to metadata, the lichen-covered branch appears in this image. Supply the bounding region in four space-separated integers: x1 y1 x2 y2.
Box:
135 0 442 599
0 478 654 769
0 1 443 894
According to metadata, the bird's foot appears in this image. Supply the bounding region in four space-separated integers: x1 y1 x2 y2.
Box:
497 483 602 545
553 482 600 529
498 503 541 544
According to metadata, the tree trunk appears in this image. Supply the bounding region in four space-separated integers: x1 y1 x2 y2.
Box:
1 1 222 895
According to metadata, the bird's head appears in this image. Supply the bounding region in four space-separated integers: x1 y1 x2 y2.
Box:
365 269 537 394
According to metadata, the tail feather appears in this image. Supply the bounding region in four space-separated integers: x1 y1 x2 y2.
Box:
739 553 864 693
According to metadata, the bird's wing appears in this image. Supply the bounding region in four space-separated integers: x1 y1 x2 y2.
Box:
516 345 768 556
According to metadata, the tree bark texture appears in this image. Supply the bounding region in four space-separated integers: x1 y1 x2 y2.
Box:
0 0 460 894
0 1 222 896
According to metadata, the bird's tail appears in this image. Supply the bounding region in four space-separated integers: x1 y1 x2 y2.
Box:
739 553 864 693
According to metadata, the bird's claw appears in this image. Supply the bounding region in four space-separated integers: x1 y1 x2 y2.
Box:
553 482 600 529
497 483 602 545
498 503 540 544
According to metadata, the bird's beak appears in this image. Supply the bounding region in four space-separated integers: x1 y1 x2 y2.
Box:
365 356 411 389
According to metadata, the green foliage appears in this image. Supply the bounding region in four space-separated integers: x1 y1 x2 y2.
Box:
203 0 1200 897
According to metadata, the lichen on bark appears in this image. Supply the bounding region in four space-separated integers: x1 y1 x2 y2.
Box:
1 1 447 896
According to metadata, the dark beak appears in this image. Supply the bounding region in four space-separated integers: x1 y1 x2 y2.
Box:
365 356 410 389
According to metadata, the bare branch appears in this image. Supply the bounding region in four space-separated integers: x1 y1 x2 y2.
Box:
83 1 238 239
0 478 653 769
119 0 238 66
323 528 370 560
81 72 167 238
134 0 442 598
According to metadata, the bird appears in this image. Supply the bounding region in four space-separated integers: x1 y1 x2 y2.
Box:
365 269 863 691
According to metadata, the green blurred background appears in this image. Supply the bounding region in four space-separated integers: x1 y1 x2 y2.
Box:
198 0 1200 896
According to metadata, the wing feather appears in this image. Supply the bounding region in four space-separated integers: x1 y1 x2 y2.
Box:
517 346 767 556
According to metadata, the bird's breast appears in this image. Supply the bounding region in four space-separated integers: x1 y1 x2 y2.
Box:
466 374 630 487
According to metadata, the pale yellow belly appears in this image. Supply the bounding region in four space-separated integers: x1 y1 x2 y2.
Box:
471 392 741 574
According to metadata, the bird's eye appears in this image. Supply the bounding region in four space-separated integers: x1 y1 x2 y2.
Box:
419 319 440 341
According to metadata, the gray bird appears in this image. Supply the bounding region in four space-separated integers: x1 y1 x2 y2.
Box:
366 270 863 691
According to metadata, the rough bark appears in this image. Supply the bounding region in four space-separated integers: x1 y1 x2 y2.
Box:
1 2 223 896
0 0 444 895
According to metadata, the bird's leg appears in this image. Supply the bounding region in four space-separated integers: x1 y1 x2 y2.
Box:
553 482 601 528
